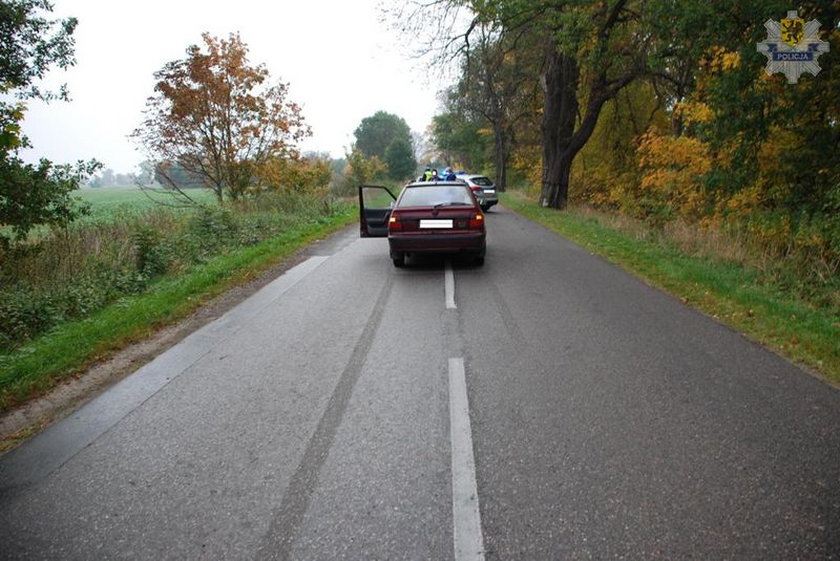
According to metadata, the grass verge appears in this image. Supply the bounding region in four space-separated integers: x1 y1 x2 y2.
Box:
0 209 356 411
502 192 840 385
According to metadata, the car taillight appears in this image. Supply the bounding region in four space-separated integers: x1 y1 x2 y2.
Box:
470 186 482 192
469 213 484 230
388 215 402 232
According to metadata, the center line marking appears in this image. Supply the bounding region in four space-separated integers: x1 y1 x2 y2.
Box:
449 357 485 561
445 260 456 309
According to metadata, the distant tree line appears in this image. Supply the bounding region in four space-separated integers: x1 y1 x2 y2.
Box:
87 166 147 187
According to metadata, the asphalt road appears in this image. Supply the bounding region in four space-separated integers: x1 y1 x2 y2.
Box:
1 205 839 560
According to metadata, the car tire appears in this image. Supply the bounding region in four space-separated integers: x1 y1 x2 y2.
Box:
474 255 485 266
392 254 405 267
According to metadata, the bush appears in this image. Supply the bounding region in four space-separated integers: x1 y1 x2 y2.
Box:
0 290 56 348
133 226 169 277
187 206 238 256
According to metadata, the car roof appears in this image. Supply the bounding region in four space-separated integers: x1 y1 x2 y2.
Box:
404 180 467 188
396 182 477 207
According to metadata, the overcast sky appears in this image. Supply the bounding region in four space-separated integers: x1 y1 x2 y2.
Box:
20 0 441 173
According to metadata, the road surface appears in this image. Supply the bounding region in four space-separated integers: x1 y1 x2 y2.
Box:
1 205 839 559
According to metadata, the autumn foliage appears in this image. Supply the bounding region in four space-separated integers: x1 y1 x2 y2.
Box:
133 33 310 202
635 131 713 224
340 147 387 195
257 155 331 198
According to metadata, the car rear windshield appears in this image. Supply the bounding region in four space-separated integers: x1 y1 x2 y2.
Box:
397 185 474 207
469 176 493 186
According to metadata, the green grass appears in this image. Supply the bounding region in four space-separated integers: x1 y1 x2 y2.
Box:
4 187 217 240
501 192 840 384
0 207 356 410
75 186 216 223
77 185 215 206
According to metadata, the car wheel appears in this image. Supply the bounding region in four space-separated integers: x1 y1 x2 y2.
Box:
480 205 488 212
474 255 485 266
392 254 405 267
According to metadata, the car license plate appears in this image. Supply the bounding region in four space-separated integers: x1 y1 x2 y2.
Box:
484 189 496 195
420 219 453 229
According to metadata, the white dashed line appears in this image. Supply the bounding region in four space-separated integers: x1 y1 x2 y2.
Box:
449 357 485 561
445 260 456 309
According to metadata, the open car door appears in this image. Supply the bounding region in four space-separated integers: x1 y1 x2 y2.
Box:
358 185 397 238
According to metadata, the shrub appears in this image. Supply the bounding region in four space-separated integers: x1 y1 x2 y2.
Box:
0 290 56 348
133 226 169 277
188 206 238 256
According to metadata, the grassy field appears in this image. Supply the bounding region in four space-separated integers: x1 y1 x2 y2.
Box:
75 186 216 223
501 192 840 385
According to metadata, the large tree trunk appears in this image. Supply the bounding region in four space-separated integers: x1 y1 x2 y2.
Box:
542 150 574 208
540 47 579 209
539 43 622 209
492 122 508 191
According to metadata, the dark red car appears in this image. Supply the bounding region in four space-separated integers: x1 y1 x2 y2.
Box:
359 182 486 267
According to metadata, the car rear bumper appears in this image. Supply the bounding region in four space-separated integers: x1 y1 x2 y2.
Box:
389 232 486 255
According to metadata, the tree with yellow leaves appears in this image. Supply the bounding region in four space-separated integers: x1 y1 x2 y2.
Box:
132 33 310 202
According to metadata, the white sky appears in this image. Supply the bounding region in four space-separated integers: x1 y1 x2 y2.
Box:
20 0 441 173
